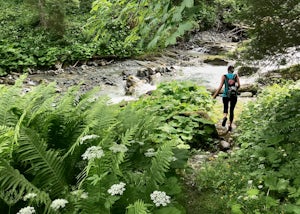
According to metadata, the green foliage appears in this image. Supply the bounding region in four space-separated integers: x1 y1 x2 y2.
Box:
0 0 240 72
196 81 300 213
126 200 150 214
0 76 188 213
130 81 217 150
236 0 300 59
86 0 197 51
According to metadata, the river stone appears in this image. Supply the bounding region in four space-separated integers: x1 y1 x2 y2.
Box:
239 83 258 94
203 57 228 66
125 75 156 96
239 92 253 97
219 140 230 150
237 66 259 76
149 73 162 84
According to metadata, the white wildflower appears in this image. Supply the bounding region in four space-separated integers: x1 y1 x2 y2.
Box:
71 190 88 199
71 190 80 196
82 146 104 160
137 141 144 146
144 148 156 157
17 206 35 214
80 192 88 199
258 185 263 189
109 143 128 153
258 164 265 169
107 182 126 196
80 135 99 144
169 156 177 162
250 195 258 200
23 193 37 201
50 199 69 211
150 191 171 207
247 180 253 185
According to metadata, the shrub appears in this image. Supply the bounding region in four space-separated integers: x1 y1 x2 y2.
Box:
196 81 300 213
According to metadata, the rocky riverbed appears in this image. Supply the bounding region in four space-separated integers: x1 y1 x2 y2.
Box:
1 30 299 103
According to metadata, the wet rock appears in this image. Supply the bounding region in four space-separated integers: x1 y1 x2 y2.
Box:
137 67 156 79
203 57 228 66
122 70 136 79
149 73 162 84
219 140 230 150
188 154 210 171
238 66 259 76
239 83 258 94
239 92 253 97
125 75 156 96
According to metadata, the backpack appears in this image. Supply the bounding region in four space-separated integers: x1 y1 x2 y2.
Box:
224 74 237 98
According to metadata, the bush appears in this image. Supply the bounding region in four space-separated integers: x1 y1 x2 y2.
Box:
196 81 300 213
130 81 218 150
0 76 189 213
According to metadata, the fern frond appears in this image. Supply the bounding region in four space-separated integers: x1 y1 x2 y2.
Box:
126 200 150 214
25 82 58 125
17 128 67 197
0 125 14 156
65 96 116 157
182 0 194 8
110 126 140 176
86 98 119 136
0 159 51 205
148 141 175 185
0 82 23 127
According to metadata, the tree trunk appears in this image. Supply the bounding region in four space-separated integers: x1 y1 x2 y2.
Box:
38 0 47 27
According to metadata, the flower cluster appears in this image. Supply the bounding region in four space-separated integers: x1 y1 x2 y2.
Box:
80 134 99 144
23 193 37 201
144 148 156 157
17 206 35 214
107 182 126 196
50 199 69 211
109 143 128 153
82 146 104 160
150 191 171 207
71 190 88 199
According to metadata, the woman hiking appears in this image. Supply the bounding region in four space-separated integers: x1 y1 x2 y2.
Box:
212 65 241 132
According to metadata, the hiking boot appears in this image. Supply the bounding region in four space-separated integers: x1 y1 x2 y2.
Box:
228 126 232 132
222 117 227 127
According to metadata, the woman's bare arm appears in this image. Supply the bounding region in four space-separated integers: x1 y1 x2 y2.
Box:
212 75 225 99
236 75 241 89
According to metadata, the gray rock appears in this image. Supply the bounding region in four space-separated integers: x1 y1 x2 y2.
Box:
237 66 259 76
239 92 253 97
203 57 228 66
219 140 230 150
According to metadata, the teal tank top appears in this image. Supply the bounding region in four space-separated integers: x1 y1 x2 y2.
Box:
222 73 236 97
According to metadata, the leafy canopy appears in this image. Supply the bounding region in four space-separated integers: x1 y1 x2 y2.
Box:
236 0 300 59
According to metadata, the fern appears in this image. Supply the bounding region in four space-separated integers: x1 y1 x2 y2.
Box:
0 81 24 127
17 128 67 197
110 126 139 176
148 140 175 185
126 200 150 214
0 125 14 156
0 159 51 205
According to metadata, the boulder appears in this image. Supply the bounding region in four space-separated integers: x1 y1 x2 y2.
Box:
239 83 258 94
237 66 259 76
219 140 231 151
203 57 228 66
125 75 156 96
239 92 253 97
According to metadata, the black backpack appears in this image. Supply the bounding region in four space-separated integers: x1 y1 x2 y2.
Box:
224 74 237 98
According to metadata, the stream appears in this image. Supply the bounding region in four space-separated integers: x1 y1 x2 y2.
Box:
25 50 255 104
11 31 299 104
